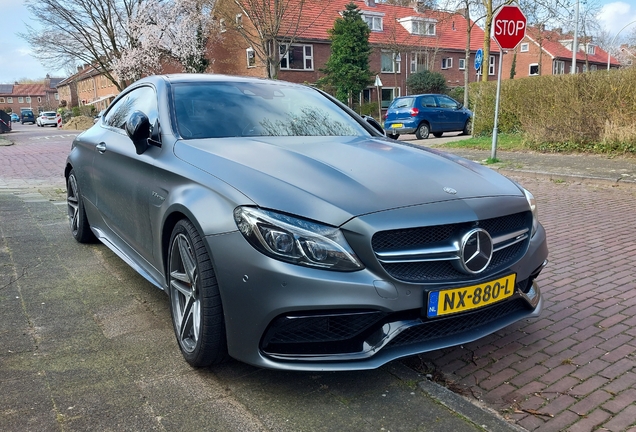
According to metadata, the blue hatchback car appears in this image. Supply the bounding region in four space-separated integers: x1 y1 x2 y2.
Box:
384 94 472 140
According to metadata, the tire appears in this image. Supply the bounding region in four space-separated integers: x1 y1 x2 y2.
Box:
387 133 400 140
168 219 228 367
67 170 97 243
433 132 443 138
462 119 471 135
415 123 430 140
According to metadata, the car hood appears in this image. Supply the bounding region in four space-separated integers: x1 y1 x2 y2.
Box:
174 136 523 226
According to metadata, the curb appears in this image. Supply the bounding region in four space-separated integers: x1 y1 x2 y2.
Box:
0 136 14 146
495 168 636 188
387 362 526 432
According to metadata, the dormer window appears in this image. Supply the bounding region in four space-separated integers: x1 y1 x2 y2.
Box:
363 12 384 31
587 44 595 55
398 17 436 36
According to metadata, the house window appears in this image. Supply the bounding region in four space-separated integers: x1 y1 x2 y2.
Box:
220 18 226 33
26 97 31 103
441 58 453 69
7 97 13 103
0 98 4 103
590 64 597 71
553 60 565 75
246 48 256 67
413 21 435 36
488 55 495 75
410 52 428 72
520 43 529 52
381 87 399 109
458 58 465 70
37 97 42 102
381 51 400 73
280 44 313 70
529 64 539 76
363 15 383 31
587 45 595 55
235 14 242 27
18 97 24 103
361 88 372 104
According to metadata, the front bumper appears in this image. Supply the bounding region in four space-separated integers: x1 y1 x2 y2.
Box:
208 219 548 371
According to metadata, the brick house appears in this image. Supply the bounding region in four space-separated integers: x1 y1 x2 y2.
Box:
617 44 635 68
500 26 621 78
57 64 120 111
0 75 63 114
210 0 498 110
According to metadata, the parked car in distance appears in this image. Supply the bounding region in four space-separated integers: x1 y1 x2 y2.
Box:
384 94 472 140
20 109 35 124
37 111 58 127
65 74 548 371
10 113 20 122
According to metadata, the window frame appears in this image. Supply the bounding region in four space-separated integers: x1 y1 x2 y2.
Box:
7 97 12 103
520 43 529 52
413 20 435 36
441 58 453 69
18 97 24 103
381 51 401 73
246 48 256 68
0 97 4 103
458 58 466 70
553 60 565 75
529 63 539 76
279 44 314 71
363 15 383 31
381 87 400 109
488 55 495 75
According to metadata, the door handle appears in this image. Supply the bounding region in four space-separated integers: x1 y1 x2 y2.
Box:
96 143 106 153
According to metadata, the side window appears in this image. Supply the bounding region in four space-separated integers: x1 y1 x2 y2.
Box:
103 86 158 129
436 96 458 109
420 96 436 108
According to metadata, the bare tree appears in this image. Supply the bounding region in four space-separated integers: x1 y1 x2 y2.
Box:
20 0 140 91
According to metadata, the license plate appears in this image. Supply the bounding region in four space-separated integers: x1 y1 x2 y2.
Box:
426 274 516 318
391 123 403 128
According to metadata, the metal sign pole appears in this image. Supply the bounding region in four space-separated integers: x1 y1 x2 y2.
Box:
491 49 504 160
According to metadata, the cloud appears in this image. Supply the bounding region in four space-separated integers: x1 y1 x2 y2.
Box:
597 2 636 40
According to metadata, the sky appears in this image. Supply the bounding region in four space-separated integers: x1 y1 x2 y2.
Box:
0 0 635 84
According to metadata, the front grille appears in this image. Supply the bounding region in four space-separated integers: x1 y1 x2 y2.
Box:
387 298 530 348
373 212 532 283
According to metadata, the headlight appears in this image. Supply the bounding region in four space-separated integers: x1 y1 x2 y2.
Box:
234 207 364 271
522 187 539 236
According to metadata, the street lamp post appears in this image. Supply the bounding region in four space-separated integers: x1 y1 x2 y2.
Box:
607 20 636 70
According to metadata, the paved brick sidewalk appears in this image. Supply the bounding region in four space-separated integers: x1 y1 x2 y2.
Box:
418 176 636 432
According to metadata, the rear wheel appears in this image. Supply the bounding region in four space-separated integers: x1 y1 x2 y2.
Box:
168 219 228 367
415 123 430 140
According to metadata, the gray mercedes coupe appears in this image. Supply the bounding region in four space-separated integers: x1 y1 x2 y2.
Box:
65 74 548 371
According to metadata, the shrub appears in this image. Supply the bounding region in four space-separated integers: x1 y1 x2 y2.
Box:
468 67 636 154
407 70 447 94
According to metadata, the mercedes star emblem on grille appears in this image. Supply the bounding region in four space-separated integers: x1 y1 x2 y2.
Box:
459 228 493 274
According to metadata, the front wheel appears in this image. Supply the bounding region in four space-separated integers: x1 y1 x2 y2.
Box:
415 123 430 140
67 170 96 243
168 219 228 367
462 120 471 135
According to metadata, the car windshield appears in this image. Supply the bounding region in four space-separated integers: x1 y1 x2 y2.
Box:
172 81 369 139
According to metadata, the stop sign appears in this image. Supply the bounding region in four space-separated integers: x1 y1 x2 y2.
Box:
493 5 527 50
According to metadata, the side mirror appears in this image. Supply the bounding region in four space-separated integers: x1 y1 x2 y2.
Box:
126 110 151 155
362 115 385 136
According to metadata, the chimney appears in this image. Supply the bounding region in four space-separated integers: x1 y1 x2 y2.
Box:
365 0 376 6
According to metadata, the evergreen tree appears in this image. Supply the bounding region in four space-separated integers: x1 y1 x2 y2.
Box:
319 2 373 106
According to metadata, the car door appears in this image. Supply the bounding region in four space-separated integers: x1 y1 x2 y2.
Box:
435 95 464 131
417 95 444 131
92 85 160 264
